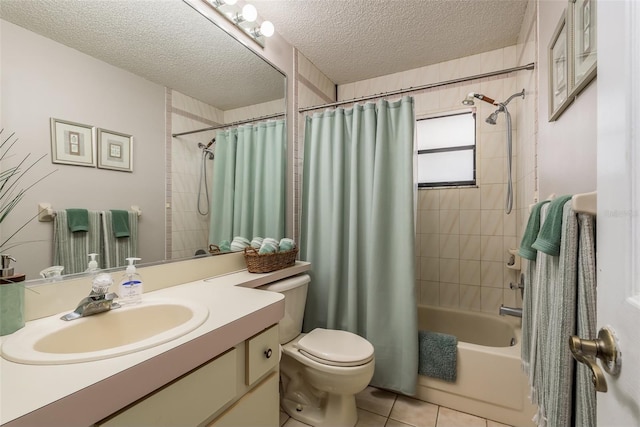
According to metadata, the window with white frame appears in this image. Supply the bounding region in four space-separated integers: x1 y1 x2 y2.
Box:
416 111 476 187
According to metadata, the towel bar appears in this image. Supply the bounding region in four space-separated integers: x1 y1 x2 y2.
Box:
38 203 142 222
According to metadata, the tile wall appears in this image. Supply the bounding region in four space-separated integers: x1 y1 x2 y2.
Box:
294 51 336 242
332 13 537 312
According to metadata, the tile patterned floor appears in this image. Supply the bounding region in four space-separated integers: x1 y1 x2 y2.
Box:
280 386 513 427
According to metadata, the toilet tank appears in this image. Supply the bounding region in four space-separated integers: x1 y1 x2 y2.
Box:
259 274 310 344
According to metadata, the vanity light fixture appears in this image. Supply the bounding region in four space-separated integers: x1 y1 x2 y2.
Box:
206 0 275 48
233 4 257 23
250 20 275 39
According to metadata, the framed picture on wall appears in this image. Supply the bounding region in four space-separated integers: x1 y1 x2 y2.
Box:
568 0 597 98
97 128 133 172
50 118 96 167
548 10 572 122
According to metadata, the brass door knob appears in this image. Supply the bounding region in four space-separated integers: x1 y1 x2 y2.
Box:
569 327 622 393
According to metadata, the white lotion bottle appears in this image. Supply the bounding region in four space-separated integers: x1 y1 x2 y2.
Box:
119 257 143 305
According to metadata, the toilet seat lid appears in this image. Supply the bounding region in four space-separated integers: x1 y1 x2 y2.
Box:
296 328 374 367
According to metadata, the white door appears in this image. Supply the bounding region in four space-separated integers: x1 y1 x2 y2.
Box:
597 1 640 425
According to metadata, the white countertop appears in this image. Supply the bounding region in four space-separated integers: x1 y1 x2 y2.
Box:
0 263 309 426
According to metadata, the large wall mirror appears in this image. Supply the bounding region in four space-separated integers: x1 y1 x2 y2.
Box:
0 0 286 282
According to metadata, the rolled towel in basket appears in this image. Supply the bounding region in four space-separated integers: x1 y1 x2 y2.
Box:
219 240 231 252
279 238 296 252
231 236 251 252
251 237 264 249
259 238 279 255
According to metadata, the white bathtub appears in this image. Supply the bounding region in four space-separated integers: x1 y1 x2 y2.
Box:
416 305 537 427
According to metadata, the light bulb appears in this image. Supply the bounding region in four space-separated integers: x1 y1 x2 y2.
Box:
223 0 237 5
260 20 275 37
242 4 258 22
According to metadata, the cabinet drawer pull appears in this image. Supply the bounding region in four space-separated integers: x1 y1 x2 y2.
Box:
264 348 273 359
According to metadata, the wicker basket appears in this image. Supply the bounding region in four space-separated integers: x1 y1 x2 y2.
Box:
243 246 298 273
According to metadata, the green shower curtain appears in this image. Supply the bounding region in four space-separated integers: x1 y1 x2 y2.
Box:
300 97 418 395
209 120 286 245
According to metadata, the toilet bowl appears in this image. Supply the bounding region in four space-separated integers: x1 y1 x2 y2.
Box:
259 275 375 427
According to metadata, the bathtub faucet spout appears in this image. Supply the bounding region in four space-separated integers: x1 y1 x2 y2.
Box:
499 305 522 318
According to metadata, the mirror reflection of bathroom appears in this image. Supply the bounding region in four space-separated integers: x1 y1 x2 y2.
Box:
2 0 615 426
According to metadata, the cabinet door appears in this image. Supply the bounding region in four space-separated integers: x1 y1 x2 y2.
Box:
99 349 237 427
246 324 279 385
209 372 279 427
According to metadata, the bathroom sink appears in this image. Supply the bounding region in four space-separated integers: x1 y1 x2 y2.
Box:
0 299 209 365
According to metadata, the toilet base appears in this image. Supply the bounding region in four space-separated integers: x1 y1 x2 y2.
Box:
281 392 358 427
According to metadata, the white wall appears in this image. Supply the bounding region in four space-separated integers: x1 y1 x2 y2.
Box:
537 0 597 198
1 20 166 279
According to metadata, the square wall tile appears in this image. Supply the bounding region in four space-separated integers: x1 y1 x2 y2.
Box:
440 259 460 283
459 260 481 285
459 210 481 235
481 210 504 236
459 188 481 210
481 184 504 210
420 281 440 306
439 210 460 234
420 233 440 258
460 285 481 311
439 234 459 259
460 235 481 260
439 188 460 210
481 48 504 73
419 189 440 210
420 257 440 281
480 235 503 261
479 157 505 184
439 283 460 308
480 261 504 287
481 287 503 313
420 210 440 234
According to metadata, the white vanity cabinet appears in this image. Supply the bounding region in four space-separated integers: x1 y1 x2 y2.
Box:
98 325 280 427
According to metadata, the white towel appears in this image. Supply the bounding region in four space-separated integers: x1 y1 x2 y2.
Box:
53 210 101 274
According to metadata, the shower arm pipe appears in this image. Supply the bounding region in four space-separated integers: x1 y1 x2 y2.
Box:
172 111 285 137
501 89 526 107
299 62 535 113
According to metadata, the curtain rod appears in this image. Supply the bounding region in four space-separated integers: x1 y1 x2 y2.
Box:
172 112 285 137
299 62 535 113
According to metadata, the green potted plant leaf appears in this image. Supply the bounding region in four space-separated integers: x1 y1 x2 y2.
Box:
0 128 55 335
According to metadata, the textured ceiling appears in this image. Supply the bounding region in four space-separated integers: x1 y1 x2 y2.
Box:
252 0 529 84
0 0 285 111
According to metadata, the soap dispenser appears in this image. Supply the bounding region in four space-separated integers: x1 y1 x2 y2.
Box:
85 253 100 275
119 257 143 305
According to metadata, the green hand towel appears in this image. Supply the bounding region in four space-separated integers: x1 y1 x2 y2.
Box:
66 208 89 232
531 195 573 256
518 201 550 260
110 210 130 238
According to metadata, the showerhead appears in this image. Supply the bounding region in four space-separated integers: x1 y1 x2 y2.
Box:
485 110 500 125
461 92 497 106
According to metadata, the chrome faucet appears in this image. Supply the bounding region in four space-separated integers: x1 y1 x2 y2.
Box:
499 305 522 318
61 273 120 321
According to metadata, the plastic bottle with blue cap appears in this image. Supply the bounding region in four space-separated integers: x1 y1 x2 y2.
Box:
119 257 143 305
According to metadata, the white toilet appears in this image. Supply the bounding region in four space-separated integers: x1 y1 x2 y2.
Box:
260 274 375 427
